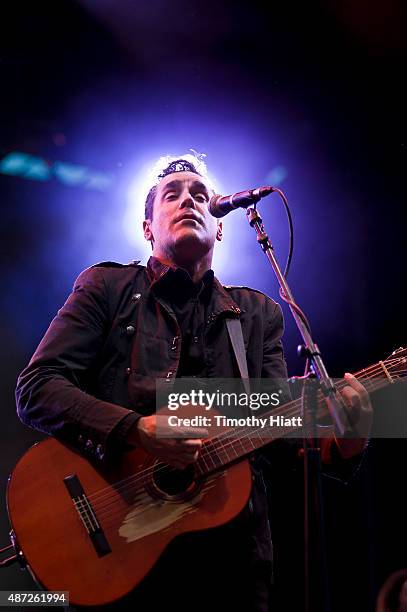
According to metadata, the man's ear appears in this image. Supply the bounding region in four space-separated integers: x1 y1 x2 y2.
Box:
143 219 154 243
216 221 223 242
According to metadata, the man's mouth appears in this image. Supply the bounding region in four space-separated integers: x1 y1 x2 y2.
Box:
175 214 203 225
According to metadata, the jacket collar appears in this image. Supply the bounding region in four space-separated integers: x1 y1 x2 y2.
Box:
146 256 241 318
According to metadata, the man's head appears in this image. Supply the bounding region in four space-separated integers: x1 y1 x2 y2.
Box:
143 157 222 267
144 159 203 221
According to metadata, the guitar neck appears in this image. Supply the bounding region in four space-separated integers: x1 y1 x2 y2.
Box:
194 359 395 478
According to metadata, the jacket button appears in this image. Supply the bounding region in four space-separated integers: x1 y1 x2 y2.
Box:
207 313 216 324
126 325 135 335
125 367 131 376
96 444 105 460
131 293 141 302
171 336 180 350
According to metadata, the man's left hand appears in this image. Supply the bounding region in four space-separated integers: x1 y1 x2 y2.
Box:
334 372 373 458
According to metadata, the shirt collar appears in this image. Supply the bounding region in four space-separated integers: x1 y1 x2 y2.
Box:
146 256 241 317
146 256 213 289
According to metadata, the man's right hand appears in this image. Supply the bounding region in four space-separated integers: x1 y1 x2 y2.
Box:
126 415 208 470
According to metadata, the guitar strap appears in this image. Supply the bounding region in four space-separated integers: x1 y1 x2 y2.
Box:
225 317 250 396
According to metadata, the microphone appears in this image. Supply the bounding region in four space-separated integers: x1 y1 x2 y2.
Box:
208 185 275 218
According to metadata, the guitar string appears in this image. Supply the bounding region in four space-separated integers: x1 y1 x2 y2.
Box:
85 360 401 507
96 372 395 532
89 400 305 523
91 400 307 525
77 372 407 531
89 372 371 516
83 361 403 513
95 398 319 531
87 368 404 520
64 362 405 528
86 365 405 528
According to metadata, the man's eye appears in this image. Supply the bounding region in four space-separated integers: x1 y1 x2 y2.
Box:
195 194 207 202
165 193 177 200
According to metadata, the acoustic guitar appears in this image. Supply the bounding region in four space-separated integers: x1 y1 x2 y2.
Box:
6 348 406 607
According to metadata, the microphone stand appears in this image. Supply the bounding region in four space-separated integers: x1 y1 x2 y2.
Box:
245 205 352 612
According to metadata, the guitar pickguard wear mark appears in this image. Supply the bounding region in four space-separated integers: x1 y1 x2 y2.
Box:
118 476 219 543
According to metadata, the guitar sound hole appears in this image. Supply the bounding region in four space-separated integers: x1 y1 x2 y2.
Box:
152 463 195 498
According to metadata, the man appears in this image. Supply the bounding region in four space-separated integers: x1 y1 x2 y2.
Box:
16 155 372 611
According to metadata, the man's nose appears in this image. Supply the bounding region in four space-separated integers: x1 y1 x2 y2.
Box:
179 190 195 208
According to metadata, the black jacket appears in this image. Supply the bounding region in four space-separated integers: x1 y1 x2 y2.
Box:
16 257 289 464
16 257 296 571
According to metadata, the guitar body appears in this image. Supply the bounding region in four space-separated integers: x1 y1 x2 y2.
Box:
8 349 406 606
7 437 252 607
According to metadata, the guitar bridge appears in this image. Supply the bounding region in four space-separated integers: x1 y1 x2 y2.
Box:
64 474 111 557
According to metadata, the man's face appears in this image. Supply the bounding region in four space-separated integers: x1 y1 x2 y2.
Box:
143 171 222 262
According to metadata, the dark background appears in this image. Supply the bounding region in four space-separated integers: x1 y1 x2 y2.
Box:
0 1 405 610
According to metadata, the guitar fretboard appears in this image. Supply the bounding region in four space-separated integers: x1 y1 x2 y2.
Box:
194 357 404 477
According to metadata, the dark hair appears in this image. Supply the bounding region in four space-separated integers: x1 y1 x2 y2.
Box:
144 159 203 220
